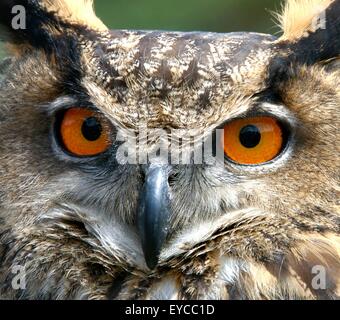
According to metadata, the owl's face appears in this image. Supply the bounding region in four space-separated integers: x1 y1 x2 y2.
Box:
0 0 339 299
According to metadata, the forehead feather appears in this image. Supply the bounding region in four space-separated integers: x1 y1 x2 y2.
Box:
82 31 276 128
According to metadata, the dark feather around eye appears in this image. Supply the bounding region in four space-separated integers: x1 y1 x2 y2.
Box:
323 58 340 73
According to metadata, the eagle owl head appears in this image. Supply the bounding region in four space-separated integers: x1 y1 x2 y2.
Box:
0 0 339 299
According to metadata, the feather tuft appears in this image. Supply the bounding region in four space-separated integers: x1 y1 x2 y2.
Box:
277 0 334 41
41 0 107 31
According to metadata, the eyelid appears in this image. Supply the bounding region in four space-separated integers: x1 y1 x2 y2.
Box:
45 96 79 116
45 96 104 118
253 102 297 125
217 102 296 130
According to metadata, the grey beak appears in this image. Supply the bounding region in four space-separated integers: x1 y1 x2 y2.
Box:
137 165 171 270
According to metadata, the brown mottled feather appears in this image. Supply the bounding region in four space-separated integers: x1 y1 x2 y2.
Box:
0 0 339 300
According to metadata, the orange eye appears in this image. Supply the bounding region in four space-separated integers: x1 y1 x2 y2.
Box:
222 116 284 165
59 108 112 157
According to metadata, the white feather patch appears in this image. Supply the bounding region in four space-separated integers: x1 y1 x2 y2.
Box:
160 208 267 262
147 277 179 300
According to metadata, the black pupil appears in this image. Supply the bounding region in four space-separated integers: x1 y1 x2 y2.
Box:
81 117 102 141
239 125 261 148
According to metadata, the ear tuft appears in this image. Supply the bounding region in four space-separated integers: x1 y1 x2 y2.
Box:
0 0 107 54
277 0 334 41
271 0 339 67
41 0 107 32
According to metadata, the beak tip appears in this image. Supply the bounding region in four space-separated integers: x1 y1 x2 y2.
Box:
141 236 164 270
145 254 160 270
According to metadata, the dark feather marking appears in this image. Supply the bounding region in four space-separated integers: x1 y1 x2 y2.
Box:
107 271 129 300
129 277 155 300
289 0 340 65
268 0 340 86
0 0 62 51
0 1 95 100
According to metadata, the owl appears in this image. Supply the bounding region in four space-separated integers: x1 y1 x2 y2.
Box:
0 0 339 300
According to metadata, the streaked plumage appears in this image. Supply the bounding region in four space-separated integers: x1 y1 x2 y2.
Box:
0 0 339 300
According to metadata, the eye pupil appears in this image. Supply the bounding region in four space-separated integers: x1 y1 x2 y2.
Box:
81 117 102 141
239 125 261 148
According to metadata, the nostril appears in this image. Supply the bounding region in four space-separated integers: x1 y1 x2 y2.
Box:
168 172 179 187
140 170 146 181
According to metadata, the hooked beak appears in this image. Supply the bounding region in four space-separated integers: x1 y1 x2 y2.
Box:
137 165 171 270
138 165 170 270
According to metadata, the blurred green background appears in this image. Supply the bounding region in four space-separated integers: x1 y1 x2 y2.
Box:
95 0 282 33
1 0 283 58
